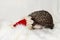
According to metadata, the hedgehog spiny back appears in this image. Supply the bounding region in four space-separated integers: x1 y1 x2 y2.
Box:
29 10 54 29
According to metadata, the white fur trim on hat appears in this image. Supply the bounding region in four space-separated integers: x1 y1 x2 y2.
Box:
24 16 34 29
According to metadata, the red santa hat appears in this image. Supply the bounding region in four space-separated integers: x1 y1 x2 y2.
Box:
13 16 34 29
13 19 27 27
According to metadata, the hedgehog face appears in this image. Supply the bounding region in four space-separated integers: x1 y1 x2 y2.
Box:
29 10 54 30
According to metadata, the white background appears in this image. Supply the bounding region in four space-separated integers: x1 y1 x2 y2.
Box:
0 0 59 23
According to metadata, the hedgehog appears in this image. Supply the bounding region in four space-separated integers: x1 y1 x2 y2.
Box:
29 10 54 29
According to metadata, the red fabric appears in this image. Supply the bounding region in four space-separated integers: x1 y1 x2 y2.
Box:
13 19 27 27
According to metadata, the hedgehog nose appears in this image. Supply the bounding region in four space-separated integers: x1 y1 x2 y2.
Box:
13 19 27 27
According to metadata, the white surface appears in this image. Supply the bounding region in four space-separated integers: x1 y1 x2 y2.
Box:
0 0 59 23
0 21 60 40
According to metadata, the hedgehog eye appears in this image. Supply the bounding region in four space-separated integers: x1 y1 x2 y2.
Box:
31 18 33 20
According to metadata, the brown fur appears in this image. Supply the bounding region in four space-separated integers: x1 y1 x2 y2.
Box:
29 10 54 29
